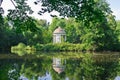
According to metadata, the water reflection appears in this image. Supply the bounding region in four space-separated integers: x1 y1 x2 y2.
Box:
115 76 120 80
19 72 51 80
53 58 66 74
0 52 120 80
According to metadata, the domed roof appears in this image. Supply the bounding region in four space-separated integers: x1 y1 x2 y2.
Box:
53 27 66 34
53 65 64 74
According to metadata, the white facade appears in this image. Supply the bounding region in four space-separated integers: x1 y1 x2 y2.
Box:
53 27 66 43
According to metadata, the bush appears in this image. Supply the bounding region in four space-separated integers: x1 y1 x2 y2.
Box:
35 43 88 52
11 43 36 55
11 43 26 50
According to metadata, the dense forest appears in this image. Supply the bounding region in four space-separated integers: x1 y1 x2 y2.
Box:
1 15 120 51
0 0 120 51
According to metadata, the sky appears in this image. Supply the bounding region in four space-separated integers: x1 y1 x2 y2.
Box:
1 0 120 22
107 0 120 20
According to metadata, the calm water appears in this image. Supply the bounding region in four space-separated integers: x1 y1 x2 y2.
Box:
1 51 120 80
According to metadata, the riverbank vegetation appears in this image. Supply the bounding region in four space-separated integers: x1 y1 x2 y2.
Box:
1 14 120 52
0 0 120 52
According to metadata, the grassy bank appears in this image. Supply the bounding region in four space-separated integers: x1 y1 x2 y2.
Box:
11 42 120 53
35 43 86 52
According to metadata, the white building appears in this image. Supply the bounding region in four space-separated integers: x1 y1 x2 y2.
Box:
53 27 66 43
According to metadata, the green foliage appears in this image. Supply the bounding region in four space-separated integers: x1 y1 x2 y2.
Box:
49 18 65 31
1 52 120 79
49 18 81 43
7 17 39 33
7 0 32 21
34 0 119 51
116 20 120 41
0 14 4 30
0 14 5 50
11 43 26 50
35 0 105 25
0 15 51 50
35 43 86 51
1 0 120 51
49 16 119 51
7 0 38 33
0 15 27 50
11 43 36 56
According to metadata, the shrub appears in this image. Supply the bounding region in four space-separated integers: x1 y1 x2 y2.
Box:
35 43 88 52
11 43 26 50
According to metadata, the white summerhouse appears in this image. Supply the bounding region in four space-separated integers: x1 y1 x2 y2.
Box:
53 27 66 43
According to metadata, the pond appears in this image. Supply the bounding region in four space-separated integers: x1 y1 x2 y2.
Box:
0 51 120 80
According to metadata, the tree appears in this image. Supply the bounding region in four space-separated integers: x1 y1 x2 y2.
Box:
35 0 105 25
0 0 110 27
78 0 118 50
116 20 120 40
7 0 38 32
0 14 5 50
0 0 119 51
14 0 118 50
37 0 117 50
49 18 79 43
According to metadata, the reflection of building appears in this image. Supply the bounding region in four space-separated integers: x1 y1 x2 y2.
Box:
53 27 66 43
53 58 66 74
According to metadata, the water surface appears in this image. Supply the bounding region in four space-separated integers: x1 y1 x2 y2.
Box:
0 52 120 80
